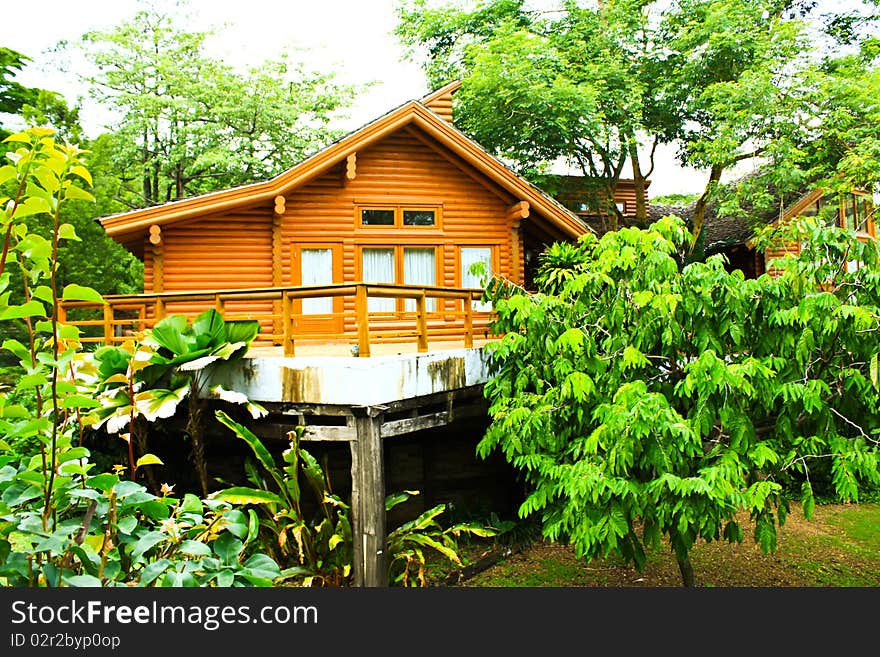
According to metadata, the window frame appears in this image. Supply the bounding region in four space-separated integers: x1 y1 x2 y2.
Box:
457 244 499 313
356 244 442 313
355 204 442 231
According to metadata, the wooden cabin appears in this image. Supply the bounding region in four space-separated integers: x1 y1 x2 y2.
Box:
758 187 876 276
659 183 877 279
537 174 650 234
81 81 588 356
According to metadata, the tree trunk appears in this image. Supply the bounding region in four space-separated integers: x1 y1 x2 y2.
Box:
187 394 209 496
627 137 649 227
133 417 160 495
690 163 725 257
676 552 696 587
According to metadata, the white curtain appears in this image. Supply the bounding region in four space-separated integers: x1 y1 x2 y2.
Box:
301 248 333 314
461 247 492 312
362 248 396 312
403 248 436 311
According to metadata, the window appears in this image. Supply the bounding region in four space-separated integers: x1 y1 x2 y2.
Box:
300 248 334 315
804 192 873 234
853 194 872 233
360 246 438 312
361 247 396 312
361 209 395 226
358 205 438 228
460 247 493 312
403 210 435 226
403 247 436 310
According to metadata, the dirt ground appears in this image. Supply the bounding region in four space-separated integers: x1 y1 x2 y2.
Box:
458 503 880 587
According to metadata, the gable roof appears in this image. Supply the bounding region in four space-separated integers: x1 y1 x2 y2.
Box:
100 85 587 245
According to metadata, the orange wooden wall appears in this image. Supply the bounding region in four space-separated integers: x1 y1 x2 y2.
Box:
142 125 523 307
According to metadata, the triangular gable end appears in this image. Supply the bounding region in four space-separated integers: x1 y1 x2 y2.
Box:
100 88 587 252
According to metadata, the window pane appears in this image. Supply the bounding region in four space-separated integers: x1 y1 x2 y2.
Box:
855 195 870 232
461 247 492 312
301 248 333 315
844 194 856 231
403 210 435 226
817 195 838 227
361 209 394 226
362 248 395 312
800 202 818 218
403 248 436 311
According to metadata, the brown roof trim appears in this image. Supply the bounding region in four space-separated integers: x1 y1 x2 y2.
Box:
101 91 587 242
419 79 462 105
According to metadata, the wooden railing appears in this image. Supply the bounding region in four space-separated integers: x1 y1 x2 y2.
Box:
58 283 495 357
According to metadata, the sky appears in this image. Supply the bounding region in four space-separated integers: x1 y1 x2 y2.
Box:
4 0 708 196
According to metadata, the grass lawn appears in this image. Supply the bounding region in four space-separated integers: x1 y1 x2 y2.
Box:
447 502 880 587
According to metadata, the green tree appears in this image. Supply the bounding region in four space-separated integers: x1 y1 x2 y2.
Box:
1 46 82 142
72 3 356 207
478 214 880 586
396 1 879 241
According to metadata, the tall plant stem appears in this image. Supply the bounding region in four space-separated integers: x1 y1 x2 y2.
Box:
43 201 64 531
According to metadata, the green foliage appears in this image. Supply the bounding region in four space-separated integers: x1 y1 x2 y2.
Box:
216 412 496 586
480 214 880 585
652 193 699 207
215 412 354 586
0 47 80 141
69 3 356 206
0 128 281 587
86 309 265 496
397 1 880 236
0 459 284 587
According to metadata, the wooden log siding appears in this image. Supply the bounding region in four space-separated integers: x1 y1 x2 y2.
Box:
136 125 529 340
764 241 802 277
423 92 455 124
144 214 275 330
280 130 516 316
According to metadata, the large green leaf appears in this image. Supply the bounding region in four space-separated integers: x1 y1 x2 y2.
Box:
192 309 226 348
148 315 191 356
216 411 286 494
225 319 261 345
61 284 103 304
213 487 283 505
134 384 190 422
213 532 244 566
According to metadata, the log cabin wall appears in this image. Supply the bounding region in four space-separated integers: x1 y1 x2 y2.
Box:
140 126 521 329
143 214 274 325
422 89 455 124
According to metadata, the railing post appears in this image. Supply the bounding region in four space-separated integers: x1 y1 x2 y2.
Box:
56 302 66 325
155 298 166 321
103 304 113 345
214 294 224 314
464 293 474 349
355 284 371 358
416 292 428 353
282 291 295 357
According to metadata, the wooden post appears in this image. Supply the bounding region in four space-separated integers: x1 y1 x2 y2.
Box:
152 241 164 294
282 292 295 357
355 284 371 358
350 405 386 587
214 294 224 314
464 294 474 349
416 292 428 353
103 304 113 344
511 220 522 285
155 298 166 321
56 302 66 325
271 208 283 343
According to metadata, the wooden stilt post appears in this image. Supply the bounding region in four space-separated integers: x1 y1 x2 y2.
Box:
350 405 386 587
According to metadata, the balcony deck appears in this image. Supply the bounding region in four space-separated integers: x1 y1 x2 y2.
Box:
60 283 499 405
